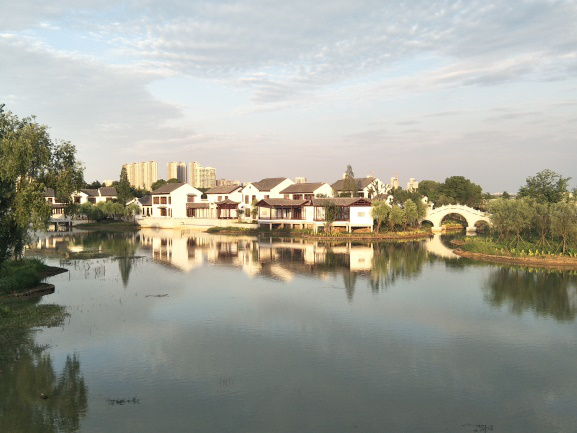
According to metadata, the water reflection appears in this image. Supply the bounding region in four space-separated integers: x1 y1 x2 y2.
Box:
483 267 577 321
0 299 88 433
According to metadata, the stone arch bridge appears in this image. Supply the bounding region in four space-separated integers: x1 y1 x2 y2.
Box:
422 204 491 233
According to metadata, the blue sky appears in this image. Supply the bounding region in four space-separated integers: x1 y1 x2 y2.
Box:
1 0 576 192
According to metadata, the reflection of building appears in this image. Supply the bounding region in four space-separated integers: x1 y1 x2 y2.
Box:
167 162 187 183
123 161 158 191
188 161 216 189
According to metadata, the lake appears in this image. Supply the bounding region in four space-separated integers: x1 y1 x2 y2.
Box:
2 229 577 433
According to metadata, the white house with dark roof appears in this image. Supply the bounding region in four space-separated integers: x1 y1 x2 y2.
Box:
240 177 295 218
151 183 202 218
205 185 243 203
128 195 153 217
72 187 118 204
280 182 333 200
331 176 389 199
44 188 67 218
256 197 373 233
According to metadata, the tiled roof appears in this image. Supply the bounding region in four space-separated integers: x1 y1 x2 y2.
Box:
216 199 240 205
206 185 242 194
280 182 326 194
256 198 310 207
99 187 117 196
331 177 378 191
151 182 185 194
44 188 56 197
80 189 99 197
252 177 289 192
139 195 152 206
311 197 372 207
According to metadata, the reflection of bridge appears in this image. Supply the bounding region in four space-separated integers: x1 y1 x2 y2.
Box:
422 205 491 233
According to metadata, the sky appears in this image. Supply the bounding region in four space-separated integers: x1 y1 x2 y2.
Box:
1 0 576 193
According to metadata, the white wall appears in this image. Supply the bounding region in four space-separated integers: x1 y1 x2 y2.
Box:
349 206 373 225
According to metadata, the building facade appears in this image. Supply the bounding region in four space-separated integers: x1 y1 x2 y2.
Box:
167 162 187 183
188 161 216 189
123 161 158 191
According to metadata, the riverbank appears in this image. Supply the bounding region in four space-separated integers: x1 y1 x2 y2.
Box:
74 221 140 232
0 259 67 298
207 226 432 240
452 237 577 269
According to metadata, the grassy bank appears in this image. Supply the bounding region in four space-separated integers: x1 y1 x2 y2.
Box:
207 225 431 240
74 221 140 232
0 258 66 297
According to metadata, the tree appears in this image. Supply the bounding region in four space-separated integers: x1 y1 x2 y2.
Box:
440 176 483 208
341 165 357 197
532 201 551 249
167 178 180 183
117 166 132 205
501 191 511 199
323 201 339 233
403 199 419 229
518 169 571 204
151 179 167 191
418 180 441 204
550 201 577 254
251 199 259 220
0 105 83 262
371 200 390 232
388 205 405 231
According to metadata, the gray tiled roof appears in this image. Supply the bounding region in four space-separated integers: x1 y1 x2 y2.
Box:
139 195 152 206
206 185 242 194
99 187 117 196
252 177 289 192
280 183 326 194
44 188 56 197
256 198 310 207
152 182 186 194
311 197 372 207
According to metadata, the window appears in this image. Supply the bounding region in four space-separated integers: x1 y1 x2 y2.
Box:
265 195 270 199
160 197 167 204
284 195 289 199
218 196 222 201
187 196 195 203
293 194 301 200
304 194 313 200
358 212 365 217
252 195 256 202
245 196 249 204
153 197 160 204
168 197 171 205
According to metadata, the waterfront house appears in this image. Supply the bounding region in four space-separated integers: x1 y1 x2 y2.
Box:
240 177 295 218
331 176 389 199
72 187 118 204
151 183 202 218
128 195 153 217
205 185 243 203
280 182 333 200
256 197 373 233
44 188 67 217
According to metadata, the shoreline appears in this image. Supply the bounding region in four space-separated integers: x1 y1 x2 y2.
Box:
453 248 577 269
0 265 68 299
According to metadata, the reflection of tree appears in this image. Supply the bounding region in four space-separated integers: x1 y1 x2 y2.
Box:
369 242 428 292
483 268 577 321
0 299 88 432
343 271 357 301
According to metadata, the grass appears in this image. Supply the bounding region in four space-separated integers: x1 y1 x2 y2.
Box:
0 258 47 296
460 236 577 259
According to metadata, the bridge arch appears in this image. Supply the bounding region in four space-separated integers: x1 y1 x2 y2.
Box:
422 205 491 233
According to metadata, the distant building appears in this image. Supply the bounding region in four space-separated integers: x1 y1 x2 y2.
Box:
102 179 115 187
406 178 419 192
167 161 187 183
123 161 158 191
188 161 216 189
294 177 307 184
216 179 241 187
390 177 399 189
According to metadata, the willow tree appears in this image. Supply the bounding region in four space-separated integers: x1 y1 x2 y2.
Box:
0 105 83 262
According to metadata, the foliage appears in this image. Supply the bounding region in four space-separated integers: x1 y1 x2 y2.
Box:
0 105 83 262
518 169 571 204
151 179 167 191
388 205 405 231
167 178 180 183
365 179 390 199
117 167 132 204
0 258 46 295
550 201 577 254
251 199 259 220
371 200 390 232
403 199 419 228
323 201 340 233
418 176 483 208
341 165 357 197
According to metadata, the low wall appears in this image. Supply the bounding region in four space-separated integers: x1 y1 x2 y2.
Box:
136 217 257 230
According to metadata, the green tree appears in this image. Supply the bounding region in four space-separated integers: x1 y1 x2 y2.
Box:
388 205 405 231
151 179 167 191
440 176 483 208
341 165 357 197
418 180 441 204
0 105 83 262
532 201 551 249
117 166 132 205
518 169 571 204
251 199 259 220
371 200 390 232
403 199 419 228
167 178 180 183
550 201 577 254
323 201 339 233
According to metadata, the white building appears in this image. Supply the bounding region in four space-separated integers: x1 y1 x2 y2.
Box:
72 187 118 205
150 183 203 218
280 182 333 200
406 178 419 192
123 161 158 191
331 176 389 199
256 197 374 233
240 177 295 217
167 162 187 183
189 161 216 189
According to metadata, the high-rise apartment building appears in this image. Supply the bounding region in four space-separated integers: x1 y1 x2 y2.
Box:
123 161 158 191
390 176 399 189
167 162 187 183
294 177 307 184
406 178 419 192
188 161 216 189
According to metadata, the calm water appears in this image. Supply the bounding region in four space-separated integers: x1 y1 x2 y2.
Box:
2 229 577 433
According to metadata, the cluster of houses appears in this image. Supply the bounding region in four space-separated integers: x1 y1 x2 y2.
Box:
45 176 394 233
